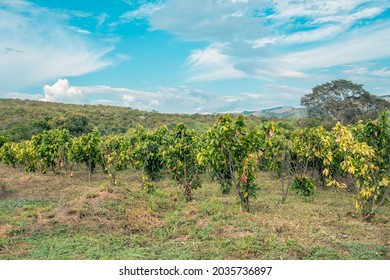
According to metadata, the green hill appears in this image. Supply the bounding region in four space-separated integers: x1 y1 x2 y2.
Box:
0 99 218 141
0 99 271 141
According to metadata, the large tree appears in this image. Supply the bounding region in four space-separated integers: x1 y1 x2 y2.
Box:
301 79 389 124
50 113 93 137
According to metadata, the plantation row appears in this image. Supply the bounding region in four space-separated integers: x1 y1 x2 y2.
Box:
0 113 389 220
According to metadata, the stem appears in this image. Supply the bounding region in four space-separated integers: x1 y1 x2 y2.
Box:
227 150 249 212
379 188 389 206
87 158 92 181
281 149 286 203
183 152 192 201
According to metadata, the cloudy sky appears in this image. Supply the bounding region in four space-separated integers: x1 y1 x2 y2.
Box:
1 0 390 113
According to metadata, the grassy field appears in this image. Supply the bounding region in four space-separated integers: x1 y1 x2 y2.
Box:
0 163 389 260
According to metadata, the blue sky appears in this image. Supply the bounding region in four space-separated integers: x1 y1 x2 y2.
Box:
1 0 390 113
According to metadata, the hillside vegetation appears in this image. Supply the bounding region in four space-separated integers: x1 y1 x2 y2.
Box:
0 99 304 142
0 99 216 141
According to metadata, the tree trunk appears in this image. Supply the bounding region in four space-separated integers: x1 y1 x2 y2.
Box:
281 149 290 203
281 168 287 204
87 158 92 181
240 194 250 213
183 154 192 201
111 173 116 186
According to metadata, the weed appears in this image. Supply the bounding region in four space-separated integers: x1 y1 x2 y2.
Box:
0 163 388 260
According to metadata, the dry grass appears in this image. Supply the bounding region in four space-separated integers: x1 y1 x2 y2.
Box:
0 164 388 260
0 224 11 238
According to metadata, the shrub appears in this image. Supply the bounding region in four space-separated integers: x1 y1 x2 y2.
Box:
291 176 316 196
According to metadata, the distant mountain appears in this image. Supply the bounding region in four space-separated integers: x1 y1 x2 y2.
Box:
242 106 307 119
379 95 390 102
243 95 390 119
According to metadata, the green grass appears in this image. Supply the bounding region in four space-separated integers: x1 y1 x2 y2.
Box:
0 164 389 260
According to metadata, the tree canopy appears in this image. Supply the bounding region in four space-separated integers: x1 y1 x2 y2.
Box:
301 79 390 124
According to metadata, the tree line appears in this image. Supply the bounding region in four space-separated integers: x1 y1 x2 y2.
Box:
1 112 389 221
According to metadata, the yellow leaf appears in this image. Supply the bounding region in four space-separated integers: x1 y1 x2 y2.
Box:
355 200 361 210
244 192 249 198
380 177 389 186
326 180 334 187
196 153 204 164
322 168 329 176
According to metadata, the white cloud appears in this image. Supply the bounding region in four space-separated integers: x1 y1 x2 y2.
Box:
237 84 308 109
339 65 374 83
313 7 383 24
39 79 211 113
36 79 291 113
266 84 309 95
250 2 386 49
2 92 44 100
234 60 308 79
243 22 390 79
371 67 390 77
125 0 388 82
239 92 301 108
120 2 163 23
146 0 268 42
279 23 390 70
343 67 370 76
42 79 87 103
229 0 248 3
186 45 245 81
252 25 343 48
68 26 92 35
96 13 109 27
0 0 113 91
270 0 370 19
